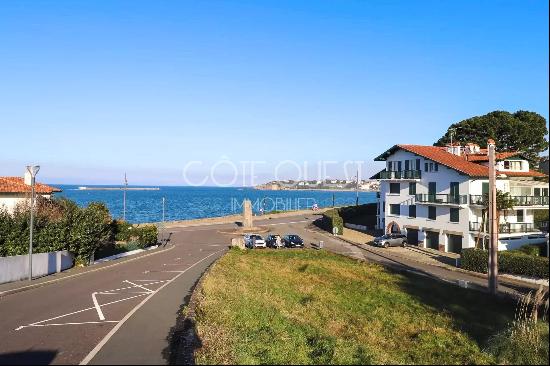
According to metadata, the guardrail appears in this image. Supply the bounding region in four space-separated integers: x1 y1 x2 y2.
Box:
470 195 549 206
469 222 539 234
379 170 421 180
415 194 467 205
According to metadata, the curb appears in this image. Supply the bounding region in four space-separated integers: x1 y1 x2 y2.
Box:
0 245 175 298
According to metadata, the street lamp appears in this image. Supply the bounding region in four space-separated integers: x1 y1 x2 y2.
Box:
26 165 40 281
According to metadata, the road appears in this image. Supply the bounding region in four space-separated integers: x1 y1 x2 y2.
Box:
0 213 316 365
0 212 537 365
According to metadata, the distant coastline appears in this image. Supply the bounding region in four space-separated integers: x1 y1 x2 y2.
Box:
77 186 160 191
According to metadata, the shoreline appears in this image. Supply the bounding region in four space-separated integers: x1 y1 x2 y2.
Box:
157 207 333 228
254 188 379 193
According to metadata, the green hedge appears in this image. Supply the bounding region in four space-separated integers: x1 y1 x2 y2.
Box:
461 248 549 279
320 209 344 235
0 198 112 262
0 198 158 263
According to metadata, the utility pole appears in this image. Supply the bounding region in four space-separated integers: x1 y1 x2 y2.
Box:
332 193 335 208
26 165 40 281
487 139 498 295
123 173 128 221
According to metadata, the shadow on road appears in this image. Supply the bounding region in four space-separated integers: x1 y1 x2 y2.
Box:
0 350 58 365
162 276 203 365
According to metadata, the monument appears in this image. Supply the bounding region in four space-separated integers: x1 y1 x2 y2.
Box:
243 199 253 229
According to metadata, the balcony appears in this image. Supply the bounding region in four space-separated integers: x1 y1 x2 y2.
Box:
470 195 549 207
415 194 468 205
469 222 539 234
379 170 421 180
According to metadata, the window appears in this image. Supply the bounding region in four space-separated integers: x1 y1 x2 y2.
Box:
409 182 416 195
504 160 522 170
428 206 436 220
424 161 438 172
416 159 421 170
409 205 416 218
534 188 549 196
383 201 385 212
516 209 524 223
390 204 400 215
390 183 400 194
450 207 460 223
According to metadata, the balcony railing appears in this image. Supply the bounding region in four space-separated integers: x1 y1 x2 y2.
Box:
415 194 468 205
379 170 421 180
470 195 549 206
469 222 539 234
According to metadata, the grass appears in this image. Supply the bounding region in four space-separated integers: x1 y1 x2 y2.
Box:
193 248 523 365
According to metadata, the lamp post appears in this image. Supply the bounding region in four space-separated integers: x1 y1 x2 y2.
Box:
26 165 40 281
123 173 128 221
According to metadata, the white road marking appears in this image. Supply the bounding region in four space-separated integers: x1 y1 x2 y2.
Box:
123 280 154 294
16 293 149 331
91 292 105 321
16 321 119 330
80 249 223 365
0 245 175 297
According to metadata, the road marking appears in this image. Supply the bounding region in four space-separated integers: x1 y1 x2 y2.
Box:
15 293 149 331
123 280 154 294
0 245 175 298
80 249 224 365
16 321 119 330
92 292 105 321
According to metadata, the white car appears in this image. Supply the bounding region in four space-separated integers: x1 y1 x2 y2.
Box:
244 234 266 249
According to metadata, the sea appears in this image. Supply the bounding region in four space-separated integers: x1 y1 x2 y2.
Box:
54 185 377 224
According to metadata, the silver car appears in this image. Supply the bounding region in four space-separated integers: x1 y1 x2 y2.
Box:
373 234 407 248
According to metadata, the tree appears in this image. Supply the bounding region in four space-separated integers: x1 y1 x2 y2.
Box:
476 190 517 249
435 110 548 167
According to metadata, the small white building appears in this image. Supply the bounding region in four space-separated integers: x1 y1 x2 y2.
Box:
0 172 61 213
373 143 549 253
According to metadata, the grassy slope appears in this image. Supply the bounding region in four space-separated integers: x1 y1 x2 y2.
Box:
194 249 516 365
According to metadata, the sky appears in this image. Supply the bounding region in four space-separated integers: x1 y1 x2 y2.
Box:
0 0 548 186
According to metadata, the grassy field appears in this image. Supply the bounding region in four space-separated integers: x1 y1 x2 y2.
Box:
193 248 530 364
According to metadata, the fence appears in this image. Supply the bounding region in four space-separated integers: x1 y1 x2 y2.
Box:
0 250 73 284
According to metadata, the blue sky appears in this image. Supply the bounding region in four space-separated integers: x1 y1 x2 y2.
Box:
0 0 548 185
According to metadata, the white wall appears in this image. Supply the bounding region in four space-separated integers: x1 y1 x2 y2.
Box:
0 250 74 284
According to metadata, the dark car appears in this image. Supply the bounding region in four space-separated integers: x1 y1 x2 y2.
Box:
373 234 407 248
265 234 283 248
283 234 304 248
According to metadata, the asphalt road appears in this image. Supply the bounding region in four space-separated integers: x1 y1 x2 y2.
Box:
0 213 318 365
0 212 536 365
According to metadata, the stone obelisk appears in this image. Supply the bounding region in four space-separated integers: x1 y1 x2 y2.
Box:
243 199 253 229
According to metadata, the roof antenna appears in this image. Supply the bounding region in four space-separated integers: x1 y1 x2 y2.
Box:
449 128 456 146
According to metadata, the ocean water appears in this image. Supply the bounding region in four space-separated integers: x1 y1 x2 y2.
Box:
55 185 377 224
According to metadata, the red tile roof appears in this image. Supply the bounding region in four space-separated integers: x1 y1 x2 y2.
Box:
465 151 520 162
376 145 547 178
0 177 62 194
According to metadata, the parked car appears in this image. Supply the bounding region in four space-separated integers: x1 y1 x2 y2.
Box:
373 234 407 248
244 234 266 249
266 234 283 249
283 234 304 248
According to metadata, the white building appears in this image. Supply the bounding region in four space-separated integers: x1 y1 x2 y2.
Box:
0 172 61 213
373 143 549 253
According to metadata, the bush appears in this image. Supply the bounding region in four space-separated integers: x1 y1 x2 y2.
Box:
0 197 113 263
320 209 344 235
461 248 549 279
135 225 158 247
514 244 543 257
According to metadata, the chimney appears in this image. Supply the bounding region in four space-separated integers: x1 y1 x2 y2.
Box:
24 170 32 185
445 143 462 156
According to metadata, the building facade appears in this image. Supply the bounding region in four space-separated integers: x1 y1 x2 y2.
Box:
373 144 548 253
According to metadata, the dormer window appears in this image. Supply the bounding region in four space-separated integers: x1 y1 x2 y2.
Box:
503 160 522 171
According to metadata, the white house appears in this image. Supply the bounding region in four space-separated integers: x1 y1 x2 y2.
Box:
372 143 549 253
0 172 61 213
